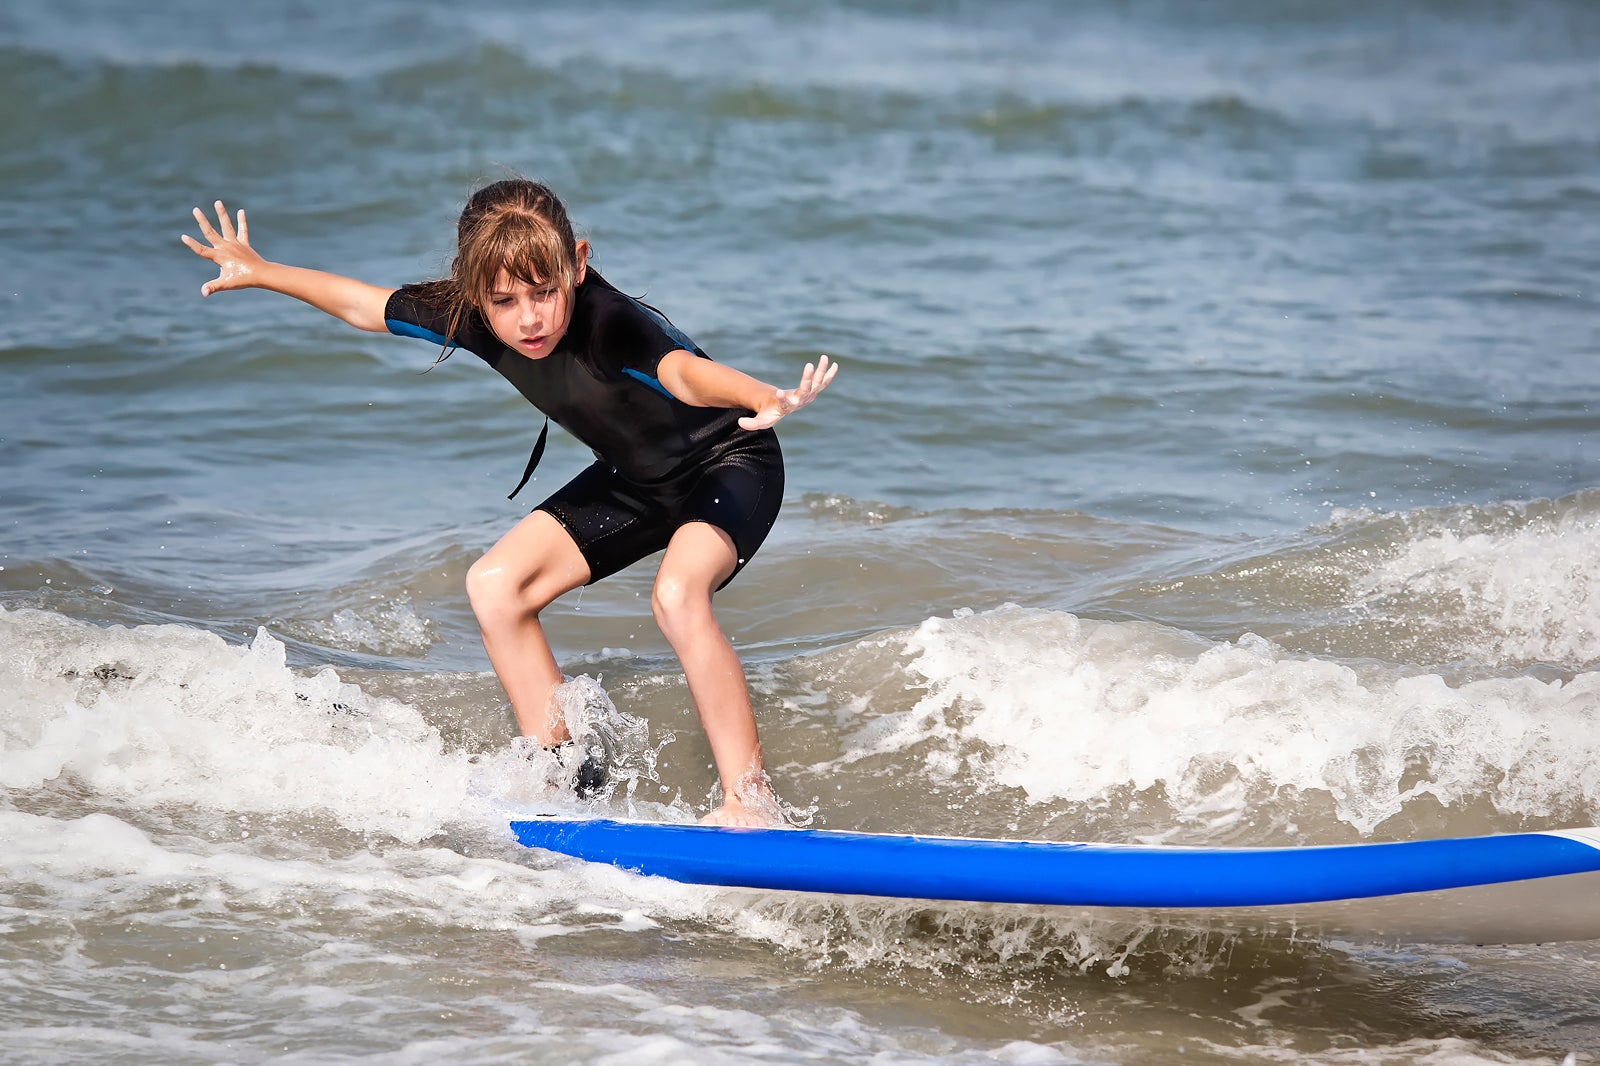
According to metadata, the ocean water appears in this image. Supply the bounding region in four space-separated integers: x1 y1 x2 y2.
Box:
3 0 1599 1062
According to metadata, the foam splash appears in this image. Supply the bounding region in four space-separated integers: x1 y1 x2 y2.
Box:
0 605 707 840
0 804 680 948
839 605 1600 838
0 605 483 841
507 674 671 807
1294 494 1600 672
1137 494 1600 676
300 597 434 657
1351 502 1600 669
711 890 1225 981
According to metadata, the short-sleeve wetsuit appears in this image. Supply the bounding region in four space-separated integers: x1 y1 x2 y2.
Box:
384 271 783 587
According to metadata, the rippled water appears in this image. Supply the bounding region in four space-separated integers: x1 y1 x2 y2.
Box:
3 1 1599 1062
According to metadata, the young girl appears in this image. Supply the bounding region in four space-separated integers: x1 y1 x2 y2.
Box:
182 180 836 827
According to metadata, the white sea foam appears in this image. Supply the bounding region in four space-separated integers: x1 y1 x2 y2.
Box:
0 605 489 841
302 597 434 656
1308 496 1600 671
0 606 685 847
0 806 662 936
1354 506 1600 669
843 605 1600 837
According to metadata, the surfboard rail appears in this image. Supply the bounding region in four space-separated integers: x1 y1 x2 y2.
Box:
510 818 1600 910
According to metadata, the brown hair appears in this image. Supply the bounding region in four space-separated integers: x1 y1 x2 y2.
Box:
421 179 587 365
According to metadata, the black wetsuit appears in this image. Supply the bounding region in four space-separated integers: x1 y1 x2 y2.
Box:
384 272 783 586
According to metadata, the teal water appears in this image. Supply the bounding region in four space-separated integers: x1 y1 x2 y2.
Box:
3 2 1599 1062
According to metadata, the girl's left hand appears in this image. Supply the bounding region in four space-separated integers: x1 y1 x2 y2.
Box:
738 354 839 431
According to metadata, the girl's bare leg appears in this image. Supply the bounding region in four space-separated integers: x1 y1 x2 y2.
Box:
651 522 780 827
465 510 591 744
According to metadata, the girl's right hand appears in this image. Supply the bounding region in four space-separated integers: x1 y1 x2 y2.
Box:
181 200 264 297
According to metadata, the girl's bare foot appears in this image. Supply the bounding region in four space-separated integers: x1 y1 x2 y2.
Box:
701 768 788 827
701 798 786 827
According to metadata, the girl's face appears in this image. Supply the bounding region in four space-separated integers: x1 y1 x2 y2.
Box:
482 246 587 360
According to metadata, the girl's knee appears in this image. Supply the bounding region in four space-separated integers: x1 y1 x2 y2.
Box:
468 543 591 626
465 556 511 616
651 573 712 635
467 554 551 624
650 574 684 626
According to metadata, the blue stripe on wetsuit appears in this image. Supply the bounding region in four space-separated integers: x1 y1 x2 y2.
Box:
624 299 697 398
387 320 450 346
622 367 673 398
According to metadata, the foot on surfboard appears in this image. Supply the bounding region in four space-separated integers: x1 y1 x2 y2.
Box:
544 739 610 799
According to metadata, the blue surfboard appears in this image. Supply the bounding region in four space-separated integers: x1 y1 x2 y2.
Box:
510 818 1600 944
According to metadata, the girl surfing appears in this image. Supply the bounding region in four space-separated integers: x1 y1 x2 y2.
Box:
182 180 837 827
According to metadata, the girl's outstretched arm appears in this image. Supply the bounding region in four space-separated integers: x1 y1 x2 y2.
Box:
181 200 395 333
657 351 839 431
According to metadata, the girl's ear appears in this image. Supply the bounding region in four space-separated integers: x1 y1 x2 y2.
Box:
573 240 590 286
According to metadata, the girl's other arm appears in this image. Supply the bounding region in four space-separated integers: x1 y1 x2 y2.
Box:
182 200 395 333
657 350 838 431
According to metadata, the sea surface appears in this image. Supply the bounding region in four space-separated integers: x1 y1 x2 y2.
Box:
3 1 1599 1062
